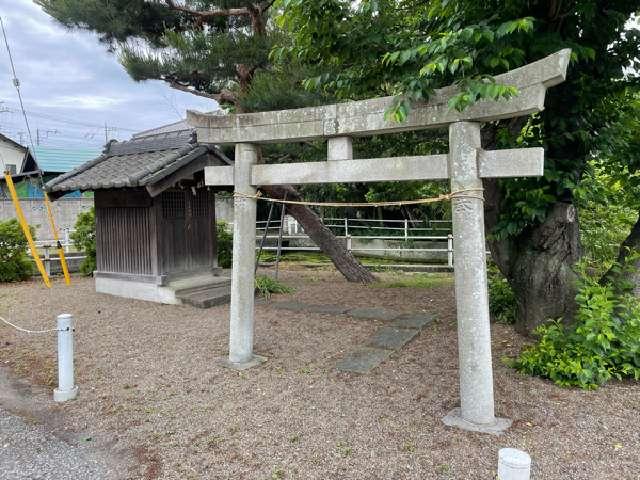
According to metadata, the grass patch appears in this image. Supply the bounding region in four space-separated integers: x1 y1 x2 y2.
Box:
372 273 453 289
257 251 443 267
258 251 331 263
255 275 294 299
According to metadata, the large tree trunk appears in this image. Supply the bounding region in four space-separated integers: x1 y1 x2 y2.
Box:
260 184 377 284
484 179 581 334
602 212 640 296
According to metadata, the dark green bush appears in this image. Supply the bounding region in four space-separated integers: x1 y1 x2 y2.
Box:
71 208 96 275
513 264 640 389
0 219 33 282
488 263 517 324
216 220 233 268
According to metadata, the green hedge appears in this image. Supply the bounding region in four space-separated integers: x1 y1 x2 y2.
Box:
513 264 640 389
0 219 33 282
71 208 96 275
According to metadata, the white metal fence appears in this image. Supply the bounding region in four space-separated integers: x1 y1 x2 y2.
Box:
254 216 455 268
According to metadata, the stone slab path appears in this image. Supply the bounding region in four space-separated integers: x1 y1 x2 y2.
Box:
271 301 435 373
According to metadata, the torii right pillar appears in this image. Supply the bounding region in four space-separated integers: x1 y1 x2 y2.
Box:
443 121 512 433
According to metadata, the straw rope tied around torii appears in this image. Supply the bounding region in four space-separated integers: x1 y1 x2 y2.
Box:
233 188 485 208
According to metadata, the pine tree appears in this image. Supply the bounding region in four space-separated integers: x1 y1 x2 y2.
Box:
38 0 375 283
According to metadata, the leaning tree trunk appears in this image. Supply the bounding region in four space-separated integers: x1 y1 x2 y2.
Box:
601 212 640 296
261 184 377 284
484 178 581 334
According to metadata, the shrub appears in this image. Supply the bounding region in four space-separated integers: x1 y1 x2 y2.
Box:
71 208 96 275
488 263 517 324
216 220 233 268
512 264 640 389
255 275 294 299
0 219 33 282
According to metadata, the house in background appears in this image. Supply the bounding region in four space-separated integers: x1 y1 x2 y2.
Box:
0 133 100 198
0 133 28 175
0 135 99 238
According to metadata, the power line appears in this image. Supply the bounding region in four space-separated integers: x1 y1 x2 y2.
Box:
0 105 139 132
0 16 39 167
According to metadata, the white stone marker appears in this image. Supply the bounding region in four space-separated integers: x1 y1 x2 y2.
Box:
225 143 265 369
53 313 78 402
442 122 511 433
498 448 531 480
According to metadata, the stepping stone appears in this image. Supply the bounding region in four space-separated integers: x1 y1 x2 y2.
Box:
347 307 400 322
336 347 393 373
391 312 435 330
271 301 309 312
305 304 349 315
369 327 419 350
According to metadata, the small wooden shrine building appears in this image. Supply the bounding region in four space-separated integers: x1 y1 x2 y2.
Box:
45 130 231 307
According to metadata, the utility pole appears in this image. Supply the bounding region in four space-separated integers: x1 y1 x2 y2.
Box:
104 122 117 143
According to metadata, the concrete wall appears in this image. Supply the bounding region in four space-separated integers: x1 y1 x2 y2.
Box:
283 236 449 263
0 198 94 240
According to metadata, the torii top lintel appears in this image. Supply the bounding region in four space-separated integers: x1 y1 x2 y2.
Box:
187 49 570 145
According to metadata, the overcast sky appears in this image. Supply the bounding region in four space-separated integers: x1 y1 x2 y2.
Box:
0 0 216 150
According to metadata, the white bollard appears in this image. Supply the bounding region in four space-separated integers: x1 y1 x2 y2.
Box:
53 313 78 402
498 448 531 480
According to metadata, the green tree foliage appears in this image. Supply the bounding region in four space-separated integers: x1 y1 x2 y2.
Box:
0 219 33 282
71 208 96 275
274 0 640 331
276 0 640 239
37 0 277 106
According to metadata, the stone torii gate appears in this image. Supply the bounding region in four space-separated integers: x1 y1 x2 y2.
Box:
188 49 571 433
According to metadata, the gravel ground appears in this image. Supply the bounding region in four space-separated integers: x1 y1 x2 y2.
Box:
0 407 118 479
0 272 639 479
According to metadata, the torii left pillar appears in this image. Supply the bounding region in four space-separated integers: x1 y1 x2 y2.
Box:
221 143 266 370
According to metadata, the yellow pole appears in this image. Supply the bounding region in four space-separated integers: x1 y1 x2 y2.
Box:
3 172 51 288
43 191 71 285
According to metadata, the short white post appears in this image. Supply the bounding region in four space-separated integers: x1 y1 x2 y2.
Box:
442 121 510 433
53 314 78 402
404 219 408 240
498 448 531 480
447 234 454 268
226 143 264 369
346 235 352 252
44 245 51 276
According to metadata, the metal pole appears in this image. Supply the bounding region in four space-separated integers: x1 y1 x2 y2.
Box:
344 217 348 237
404 219 408 240
53 313 78 402
447 234 454 268
274 194 287 280
64 228 70 253
255 200 276 275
